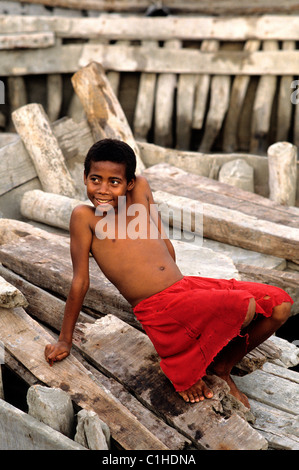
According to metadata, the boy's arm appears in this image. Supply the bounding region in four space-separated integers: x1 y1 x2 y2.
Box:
44 205 92 365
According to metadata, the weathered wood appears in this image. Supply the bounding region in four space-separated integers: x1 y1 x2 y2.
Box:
20 190 88 231
223 40 261 152
233 368 299 416
153 190 299 263
0 32 54 49
250 41 279 154
77 314 267 450
249 400 299 450
5 2 299 16
267 142 298 207
193 40 219 130
47 74 63 122
154 39 181 148
0 265 94 331
2 43 299 77
199 74 230 152
176 73 197 149
12 103 77 198
71 62 145 174
0 306 168 450
276 41 296 142
0 276 27 309
133 41 158 142
143 163 299 228
7 76 27 131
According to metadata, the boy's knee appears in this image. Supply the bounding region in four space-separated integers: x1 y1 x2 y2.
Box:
272 302 292 325
242 298 256 328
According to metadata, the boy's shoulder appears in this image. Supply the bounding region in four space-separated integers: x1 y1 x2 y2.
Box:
132 175 151 194
71 203 95 222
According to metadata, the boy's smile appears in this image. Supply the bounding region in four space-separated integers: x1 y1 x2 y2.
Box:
84 160 134 212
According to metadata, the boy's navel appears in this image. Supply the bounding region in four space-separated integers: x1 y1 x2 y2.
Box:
159 266 165 271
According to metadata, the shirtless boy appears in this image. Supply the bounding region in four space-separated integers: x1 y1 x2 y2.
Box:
45 139 293 407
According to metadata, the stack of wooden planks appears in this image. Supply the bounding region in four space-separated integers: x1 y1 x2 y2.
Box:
2 9 299 154
0 59 298 449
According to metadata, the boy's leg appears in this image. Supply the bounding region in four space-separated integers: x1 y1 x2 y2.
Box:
178 297 257 404
211 299 292 407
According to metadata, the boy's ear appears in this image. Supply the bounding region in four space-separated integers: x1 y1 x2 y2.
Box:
127 178 135 191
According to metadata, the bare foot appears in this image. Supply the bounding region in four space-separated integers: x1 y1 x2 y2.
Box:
219 374 250 409
178 378 213 403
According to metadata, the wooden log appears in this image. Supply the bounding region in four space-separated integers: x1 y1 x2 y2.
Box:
0 32 54 49
71 61 145 175
267 142 297 207
223 40 261 152
152 190 299 263
20 189 88 231
12 103 77 198
7 76 27 131
250 40 279 154
0 306 168 450
154 39 181 148
143 163 299 228
192 40 219 130
2 14 299 41
77 314 267 450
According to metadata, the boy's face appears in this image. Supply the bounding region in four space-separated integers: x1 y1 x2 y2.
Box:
84 160 135 212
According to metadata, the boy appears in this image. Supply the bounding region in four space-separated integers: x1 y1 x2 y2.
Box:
45 139 293 407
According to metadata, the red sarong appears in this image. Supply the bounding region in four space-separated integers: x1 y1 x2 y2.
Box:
133 276 293 392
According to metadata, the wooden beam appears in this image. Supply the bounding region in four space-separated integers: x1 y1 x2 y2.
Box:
0 306 168 450
153 190 299 263
0 32 54 50
1 14 299 41
3 43 299 76
143 163 299 229
5 1 299 15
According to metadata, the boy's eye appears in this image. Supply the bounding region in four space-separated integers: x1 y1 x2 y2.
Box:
111 180 120 185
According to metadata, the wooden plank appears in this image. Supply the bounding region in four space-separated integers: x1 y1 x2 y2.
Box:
193 40 219 130
71 61 145 175
176 73 197 149
223 40 261 152
199 74 230 152
47 74 63 122
0 32 54 49
3 14 299 41
249 400 299 450
143 163 299 228
4 3 299 17
233 369 299 416
3 43 299 76
154 39 181 148
133 41 158 142
80 44 299 75
0 307 168 450
77 314 267 450
276 41 296 142
250 40 279 154
153 190 299 263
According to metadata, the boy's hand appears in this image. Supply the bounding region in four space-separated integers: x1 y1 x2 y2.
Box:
44 341 71 366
